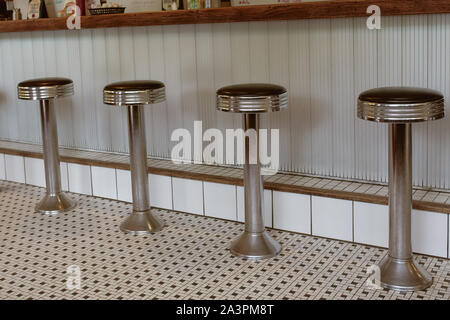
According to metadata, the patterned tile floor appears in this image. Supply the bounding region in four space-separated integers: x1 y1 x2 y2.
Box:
0 180 449 300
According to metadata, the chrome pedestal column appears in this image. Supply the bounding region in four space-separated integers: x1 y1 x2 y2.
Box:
216 83 288 260
120 105 163 234
230 113 280 260
36 99 75 214
103 80 166 235
357 86 445 291
379 123 432 291
17 77 76 215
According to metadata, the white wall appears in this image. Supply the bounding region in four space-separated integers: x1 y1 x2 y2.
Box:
1 15 450 189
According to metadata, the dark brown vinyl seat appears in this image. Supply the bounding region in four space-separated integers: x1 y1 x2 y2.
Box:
216 83 288 113
18 77 74 100
103 80 165 106
358 87 444 123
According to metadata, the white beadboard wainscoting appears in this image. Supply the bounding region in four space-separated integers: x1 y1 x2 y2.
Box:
1 15 450 190
1 153 449 259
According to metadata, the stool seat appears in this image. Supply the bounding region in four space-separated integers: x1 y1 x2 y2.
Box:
358 87 444 123
18 77 74 100
216 83 288 113
103 80 166 106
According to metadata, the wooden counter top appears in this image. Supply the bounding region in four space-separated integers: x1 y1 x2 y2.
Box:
0 0 449 33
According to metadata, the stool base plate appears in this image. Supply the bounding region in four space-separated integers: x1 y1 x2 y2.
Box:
379 255 432 291
35 192 76 215
230 231 281 260
120 209 164 235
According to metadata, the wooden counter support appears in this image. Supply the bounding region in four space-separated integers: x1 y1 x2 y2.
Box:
1 0 450 33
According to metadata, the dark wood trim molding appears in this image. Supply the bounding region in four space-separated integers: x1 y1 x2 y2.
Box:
1 0 449 33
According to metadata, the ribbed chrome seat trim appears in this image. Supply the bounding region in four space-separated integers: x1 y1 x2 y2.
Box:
357 98 445 123
217 92 288 113
103 87 166 106
18 82 74 100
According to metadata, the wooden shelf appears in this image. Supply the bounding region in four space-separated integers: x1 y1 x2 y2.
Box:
1 0 450 33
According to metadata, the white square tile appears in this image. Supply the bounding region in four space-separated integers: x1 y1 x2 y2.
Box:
68 163 92 195
24 157 45 187
264 190 273 227
24 157 68 190
60 162 69 191
204 182 236 221
116 169 132 203
172 177 203 215
237 186 272 227
91 166 117 199
0 153 6 180
273 191 311 234
412 210 448 258
5 154 25 183
354 201 388 248
312 196 353 241
149 174 173 210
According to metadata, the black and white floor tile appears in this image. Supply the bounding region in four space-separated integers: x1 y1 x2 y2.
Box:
0 180 449 300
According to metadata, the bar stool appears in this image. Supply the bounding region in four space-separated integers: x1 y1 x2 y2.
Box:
103 81 165 235
216 83 288 260
17 78 76 214
358 86 445 291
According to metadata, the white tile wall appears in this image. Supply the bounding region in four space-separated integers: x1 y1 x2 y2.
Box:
68 163 92 195
237 187 272 228
60 162 69 191
172 177 203 215
312 196 353 241
354 202 389 248
23 157 68 191
412 210 448 258
116 169 132 203
273 191 311 234
5 154 25 183
91 166 117 199
149 174 173 210
104 171 174 208
204 182 236 221
0 154 5 180
24 157 46 187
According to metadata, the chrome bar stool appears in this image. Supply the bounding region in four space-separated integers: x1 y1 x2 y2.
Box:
358 87 444 291
104 81 165 235
216 83 288 260
17 78 76 214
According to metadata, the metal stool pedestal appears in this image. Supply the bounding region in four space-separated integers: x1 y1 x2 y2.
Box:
104 81 166 235
216 83 288 260
358 86 445 291
18 78 76 214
